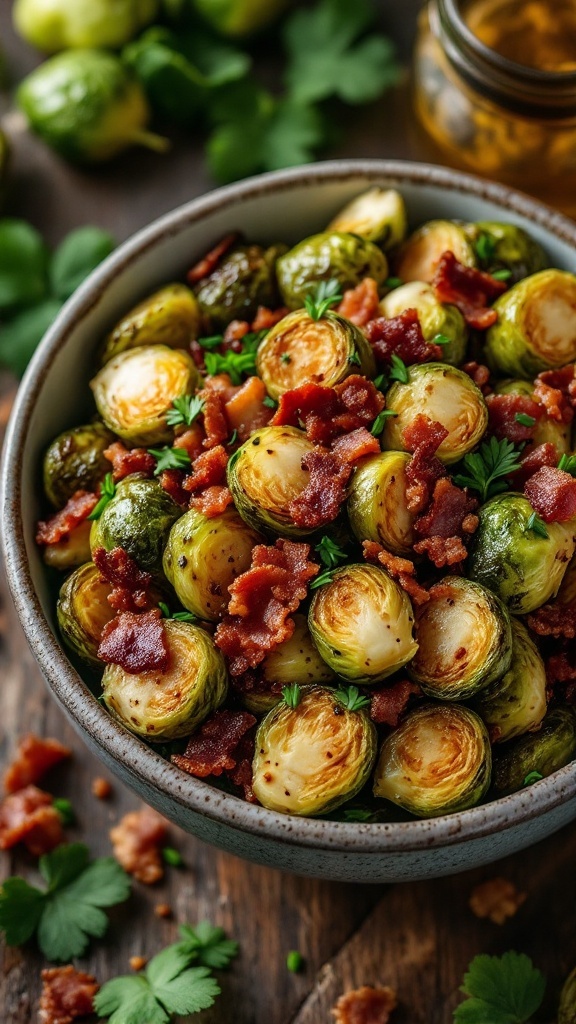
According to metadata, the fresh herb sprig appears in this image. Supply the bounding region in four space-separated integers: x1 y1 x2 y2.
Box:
310 568 336 590
204 330 266 384
514 412 536 428
559 453 576 477
389 353 409 384
454 951 545 1023
523 770 544 786
282 683 301 709
315 535 347 569
166 394 204 428
526 511 548 539
371 408 398 436
333 685 371 712
304 279 342 320
88 472 116 520
158 602 197 623
453 437 523 502
148 445 192 475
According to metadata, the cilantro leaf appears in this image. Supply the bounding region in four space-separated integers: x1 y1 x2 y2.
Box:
454 951 546 1023
49 226 115 302
453 437 523 503
94 975 169 1024
148 445 192 474
149 962 219 1015
166 394 204 428
178 921 239 970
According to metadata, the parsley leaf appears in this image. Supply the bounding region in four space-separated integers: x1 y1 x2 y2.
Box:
334 685 371 712
52 797 76 826
453 437 523 503
263 395 278 409
558 453 576 477
526 511 548 539
341 807 375 822
88 472 116 520
371 408 397 436
95 975 167 1024
203 329 266 384
197 334 224 351
310 568 336 589
176 921 239 970
166 394 204 428
454 951 545 1023
432 332 451 346
491 268 512 281
159 602 198 623
523 770 544 786
384 276 403 289
0 218 49 312
389 353 409 384
281 683 302 710
514 412 536 427
148 445 191 475
305 279 342 320
315 535 347 569
473 232 496 266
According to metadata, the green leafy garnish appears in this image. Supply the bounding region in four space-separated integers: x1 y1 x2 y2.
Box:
315 535 347 569
263 395 278 409
282 683 302 710
197 334 224 351
52 797 76 826
523 771 544 786
341 806 375 822
333 685 370 712
310 568 336 589
514 412 536 427
280 353 292 365
304 279 343 320
176 921 239 971
384 276 403 289
453 437 523 503
526 511 548 539
558 453 576 476
389 353 409 384
87 473 116 521
148 446 192 475
158 602 197 623
286 950 304 973
371 408 398 436
162 847 183 867
432 332 451 346
204 329 265 384
228 429 239 447
473 233 496 265
166 394 204 428
453 951 545 1023
491 268 512 281
373 373 387 390
349 352 361 367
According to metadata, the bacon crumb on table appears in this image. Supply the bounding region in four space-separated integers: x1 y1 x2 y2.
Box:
129 956 147 972
432 250 507 329
155 903 173 919
0 785 64 856
39 966 99 1024
36 490 98 546
332 985 397 1024
469 877 527 925
109 806 169 885
91 777 112 800
3 734 71 794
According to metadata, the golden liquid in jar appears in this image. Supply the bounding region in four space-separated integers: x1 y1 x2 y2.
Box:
464 0 576 72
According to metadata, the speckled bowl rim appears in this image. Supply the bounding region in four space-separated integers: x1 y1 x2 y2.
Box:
3 159 576 855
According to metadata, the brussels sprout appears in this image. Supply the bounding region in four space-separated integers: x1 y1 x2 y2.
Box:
327 188 408 250
408 577 512 701
557 553 576 605
495 378 571 453
559 966 576 1024
102 620 228 741
227 425 316 537
252 684 377 815
465 221 548 283
492 706 576 795
256 309 375 400
43 422 114 509
347 451 415 556
468 493 576 614
57 561 114 667
484 270 576 379
276 232 389 310
13 0 159 52
194 243 285 329
90 476 181 576
43 520 92 570
381 363 488 464
373 704 491 817
192 0 288 37
100 284 202 365
473 618 547 743
379 280 467 366
90 345 200 446
163 507 263 621
395 220 476 284
308 563 417 685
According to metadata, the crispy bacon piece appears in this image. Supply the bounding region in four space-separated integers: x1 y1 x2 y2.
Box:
331 427 381 464
432 250 507 329
93 546 151 613
469 878 527 926
0 785 64 856
370 679 421 727
199 387 229 449
413 534 468 567
365 307 442 366
363 540 430 606
524 466 576 522
528 601 576 638
186 231 239 284
332 985 397 1024
534 366 576 423
183 445 228 494
289 450 351 529
98 609 169 674
486 393 542 443
36 490 98 546
159 468 189 507
337 278 380 326
462 360 492 395
414 477 479 540
225 375 273 441
546 649 576 688
191 485 234 517
223 319 250 344
511 442 559 488
403 416 448 514
272 375 384 446
110 806 168 884
4 735 71 794
39 966 99 1024
104 441 155 481
173 424 204 461
173 709 256 778
251 305 289 331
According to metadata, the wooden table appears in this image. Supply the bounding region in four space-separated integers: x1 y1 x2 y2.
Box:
1 5 575 1022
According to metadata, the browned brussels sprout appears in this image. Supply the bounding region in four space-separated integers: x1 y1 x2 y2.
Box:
57 561 114 667
43 421 114 509
100 283 202 364
493 706 576 795
194 243 285 329
276 232 388 309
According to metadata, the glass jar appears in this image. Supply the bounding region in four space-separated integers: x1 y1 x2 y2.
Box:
413 0 576 215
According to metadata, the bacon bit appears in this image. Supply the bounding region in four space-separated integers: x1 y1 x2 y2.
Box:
36 490 98 546
370 679 421 726
155 903 172 918
199 388 229 449
191 485 234 517
403 415 448 514
432 250 507 329
98 609 169 674
187 231 239 284
272 375 384 447
104 441 155 481
365 307 442 366
4 735 71 794
93 546 152 613
414 477 479 540
511 442 559 488
183 445 228 494
332 985 397 1024
91 777 112 800
109 806 168 884
413 535 468 567
528 601 576 638
331 426 381 464
289 450 352 530
251 305 289 331
462 361 492 395
337 278 380 326
0 785 64 856
159 468 189 507
129 956 147 972
39 966 99 1024
469 878 527 925
525 465 576 522
362 540 430 606
534 366 576 423
227 728 258 803
173 424 205 461
546 649 576 689
225 375 272 441
223 319 250 344
173 709 256 781
486 393 542 443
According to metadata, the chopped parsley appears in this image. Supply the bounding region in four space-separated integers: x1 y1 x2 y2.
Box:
453 437 523 503
148 445 192 475
166 394 204 428
315 535 347 569
282 683 302 709
304 279 342 320
333 685 371 713
526 511 548 539
87 472 116 520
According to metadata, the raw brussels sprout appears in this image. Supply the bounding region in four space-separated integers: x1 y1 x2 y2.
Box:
484 270 576 378
495 378 571 453
102 620 228 741
381 363 488 464
256 309 375 400
227 425 316 537
90 477 181 576
276 232 389 310
43 421 114 509
163 507 263 622
327 188 408 250
308 563 417 685
395 220 476 284
192 0 288 37
100 284 202 364
465 221 548 283
373 704 492 817
559 966 576 1024
473 618 547 743
90 344 200 446
57 561 114 667
252 685 377 815
43 520 92 570
194 243 284 329
408 577 512 701
379 280 467 366
468 493 576 614
492 706 576 795
13 0 159 52
347 451 415 556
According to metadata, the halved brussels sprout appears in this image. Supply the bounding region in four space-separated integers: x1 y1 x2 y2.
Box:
373 703 491 817
163 507 263 621
100 284 202 364
227 425 316 537
492 706 576 795
473 618 547 743
326 188 408 249
381 363 488 464
252 684 377 815
90 476 181 576
43 519 92 570
43 421 114 508
495 378 571 453
308 563 417 685
395 220 476 284
57 561 114 667
559 966 576 1024
408 577 512 701
276 232 388 309
465 221 548 283
557 553 576 605
194 243 285 329
101 619 228 741
468 493 576 614
256 309 375 400
347 451 415 556
90 344 200 446
379 280 467 366
484 270 576 379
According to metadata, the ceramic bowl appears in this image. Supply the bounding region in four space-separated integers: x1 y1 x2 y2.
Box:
3 160 576 883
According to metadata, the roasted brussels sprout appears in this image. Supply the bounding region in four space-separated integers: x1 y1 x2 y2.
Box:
495 378 571 453
13 0 159 52
373 704 492 817
559 966 576 1024
327 188 408 250
102 620 228 741
395 220 476 284
256 309 375 400
100 284 202 364
90 476 181 576
484 270 576 378
557 552 576 605
252 685 377 815
194 243 284 329
276 232 389 310
465 221 548 283
492 706 576 795
468 493 576 614
381 363 488 464
192 0 287 37
380 280 467 366
347 451 415 556
43 421 114 509
57 561 114 667
473 618 547 743
43 520 92 570
408 577 512 701
90 344 200 446
308 564 417 685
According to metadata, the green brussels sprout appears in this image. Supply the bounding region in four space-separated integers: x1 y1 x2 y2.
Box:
484 270 576 379
557 553 576 605
194 243 285 329
227 425 316 537
308 563 417 685
408 577 512 701
495 378 571 453
192 0 288 37
102 619 228 741
17 50 167 163
395 220 476 284
276 232 388 310
373 704 492 817
468 493 576 614
465 221 548 283
473 618 547 743
347 451 415 556
256 309 375 401
492 706 576 795
379 280 467 366
381 363 488 464
90 344 200 446
163 507 263 622
43 519 93 570
43 422 114 509
559 966 576 1024
13 0 159 52
327 188 408 250
252 684 377 815
57 561 114 667
90 476 181 576
100 284 202 365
